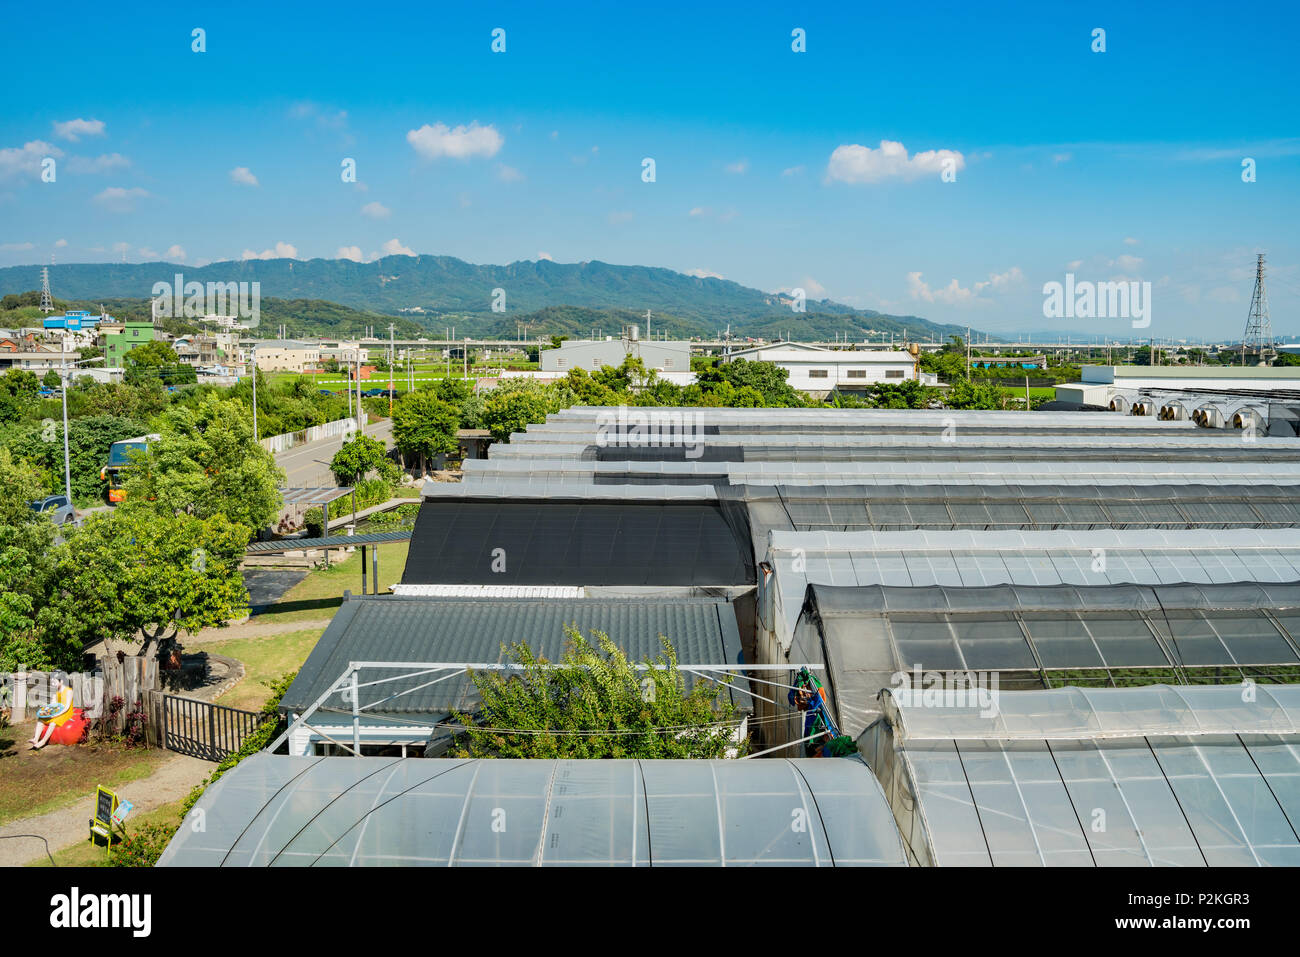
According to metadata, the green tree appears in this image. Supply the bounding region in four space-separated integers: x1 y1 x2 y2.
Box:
0 450 56 669
124 394 284 529
6 415 148 506
40 509 250 662
329 433 399 486
944 378 1006 410
0 369 40 424
41 369 62 390
391 390 460 470
450 630 746 759
482 390 549 442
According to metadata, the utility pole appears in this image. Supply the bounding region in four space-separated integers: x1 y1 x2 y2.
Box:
250 344 259 441
388 323 395 414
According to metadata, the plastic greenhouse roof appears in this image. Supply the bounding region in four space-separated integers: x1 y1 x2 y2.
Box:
870 686 1300 866
156 754 908 867
463 457 1300 487
883 684 1300 741
794 582 1300 738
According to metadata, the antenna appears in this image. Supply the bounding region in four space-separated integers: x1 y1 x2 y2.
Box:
1241 253 1275 366
40 265 54 313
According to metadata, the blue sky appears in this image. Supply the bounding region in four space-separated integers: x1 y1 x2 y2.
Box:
2 0 1298 339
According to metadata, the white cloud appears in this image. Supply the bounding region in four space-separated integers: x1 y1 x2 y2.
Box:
0 242 34 252
725 159 749 175
781 165 805 177
242 241 298 260
908 266 1022 305
0 141 62 181
689 206 709 218
1110 254 1144 272
496 164 524 182
1067 259 1084 270
165 244 186 261
229 166 259 187
407 121 503 160
826 140 965 184
138 247 161 260
973 266 1024 293
549 130 559 140
111 241 130 256
337 246 365 262
53 118 106 142
380 238 415 257
687 268 724 280
93 186 149 212
67 153 130 174
538 251 554 261
361 201 391 219
54 238 68 247
1207 286 1240 303
1052 152 1072 164
608 210 634 225
1123 237 1140 246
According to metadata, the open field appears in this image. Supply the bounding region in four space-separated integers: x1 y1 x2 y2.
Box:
206 628 326 712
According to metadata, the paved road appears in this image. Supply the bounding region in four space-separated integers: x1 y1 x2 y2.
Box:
275 418 394 488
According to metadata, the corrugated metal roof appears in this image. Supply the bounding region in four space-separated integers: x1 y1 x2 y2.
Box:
280 594 748 719
246 529 410 553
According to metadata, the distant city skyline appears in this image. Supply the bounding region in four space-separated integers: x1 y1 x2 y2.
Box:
2 0 1298 338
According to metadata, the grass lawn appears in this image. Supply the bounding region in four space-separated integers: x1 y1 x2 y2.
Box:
206 628 326 712
252 541 410 627
0 722 168 827
28 797 187 867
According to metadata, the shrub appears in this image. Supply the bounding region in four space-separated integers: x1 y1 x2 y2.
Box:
110 822 178 868
303 506 325 538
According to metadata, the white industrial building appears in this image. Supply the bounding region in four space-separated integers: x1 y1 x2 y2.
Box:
724 346 919 396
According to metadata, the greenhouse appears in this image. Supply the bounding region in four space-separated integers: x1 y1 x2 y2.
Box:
157 755 908 867
861 684 1300 866
766 581 1300 748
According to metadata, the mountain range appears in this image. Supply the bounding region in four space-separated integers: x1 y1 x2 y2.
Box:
0 255 977 342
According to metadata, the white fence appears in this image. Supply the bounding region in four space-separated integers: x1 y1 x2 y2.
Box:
259 413 369 454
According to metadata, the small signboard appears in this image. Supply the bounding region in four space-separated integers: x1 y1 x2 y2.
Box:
89 785 117 856
94 786 116 827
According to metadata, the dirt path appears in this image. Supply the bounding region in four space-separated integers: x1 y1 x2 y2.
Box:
0 752 213 866
181 617 334 645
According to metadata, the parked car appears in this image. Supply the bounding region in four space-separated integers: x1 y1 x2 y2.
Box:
29 494 76 526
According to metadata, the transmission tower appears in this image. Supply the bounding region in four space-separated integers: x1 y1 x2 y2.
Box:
1241 253 1275 366
39 266 54 313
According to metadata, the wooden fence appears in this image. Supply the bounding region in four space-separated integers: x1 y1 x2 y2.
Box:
3 657 158 734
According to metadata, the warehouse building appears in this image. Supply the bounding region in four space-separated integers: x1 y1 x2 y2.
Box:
539 332 690 374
